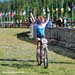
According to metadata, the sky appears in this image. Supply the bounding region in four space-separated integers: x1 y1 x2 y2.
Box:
0 0 9 2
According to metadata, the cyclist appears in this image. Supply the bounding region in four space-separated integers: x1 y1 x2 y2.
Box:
30 10 50 59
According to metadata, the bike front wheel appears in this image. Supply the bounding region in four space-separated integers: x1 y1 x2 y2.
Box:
43 48 48 68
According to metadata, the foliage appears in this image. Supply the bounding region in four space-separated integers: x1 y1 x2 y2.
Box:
0 0 75 20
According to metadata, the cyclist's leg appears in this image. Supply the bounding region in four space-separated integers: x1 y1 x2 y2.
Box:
36 38 41 55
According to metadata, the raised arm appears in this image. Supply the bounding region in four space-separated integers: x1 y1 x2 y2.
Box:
30 12 36 23
43 12 50 26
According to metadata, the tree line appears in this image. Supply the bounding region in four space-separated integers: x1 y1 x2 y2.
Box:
0 0 75 21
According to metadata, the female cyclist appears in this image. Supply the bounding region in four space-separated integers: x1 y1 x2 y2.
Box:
30 10 50 58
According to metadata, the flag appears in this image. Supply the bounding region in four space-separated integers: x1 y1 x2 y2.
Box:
0 12 2 17
61 8 64 14
13 11 16 15
5 12 8 16
23 10 26 15
10 12 15 17
8 11 11 16
56 8 58 12
43 7 46 15
2 12 5 16
47 7 50 12
72 4 75 11
20 11 22 16
68 6 71 11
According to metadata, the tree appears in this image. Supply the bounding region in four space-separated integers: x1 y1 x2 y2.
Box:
0 0 75 21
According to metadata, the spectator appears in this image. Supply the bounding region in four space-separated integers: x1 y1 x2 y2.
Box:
16 19 20 27
57 17 63 27
63 16 68 27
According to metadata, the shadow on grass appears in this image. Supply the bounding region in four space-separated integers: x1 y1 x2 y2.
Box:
0 58 36 68
17 31 35 44
0 58 75 69
0 58 36 62
0 63 34 68
49 61 75 64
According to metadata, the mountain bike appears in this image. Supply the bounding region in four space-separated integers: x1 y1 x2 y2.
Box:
36 37 48 68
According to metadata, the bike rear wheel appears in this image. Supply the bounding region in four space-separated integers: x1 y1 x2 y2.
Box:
37 54 42 65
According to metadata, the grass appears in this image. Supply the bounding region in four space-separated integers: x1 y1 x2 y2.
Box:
0 28 75 75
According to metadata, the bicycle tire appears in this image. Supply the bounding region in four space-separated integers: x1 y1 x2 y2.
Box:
43 48 48 68
37 54 42 65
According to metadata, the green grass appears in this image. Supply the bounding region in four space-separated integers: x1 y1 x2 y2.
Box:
0 28 75 75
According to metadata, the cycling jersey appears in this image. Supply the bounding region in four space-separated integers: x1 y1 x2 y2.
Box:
36 24 45 38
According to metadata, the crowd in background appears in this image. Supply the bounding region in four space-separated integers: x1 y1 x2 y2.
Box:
15 16 72 28
0 14 74 28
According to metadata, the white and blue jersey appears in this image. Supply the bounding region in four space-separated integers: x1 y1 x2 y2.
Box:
34 18 49 38
36 24 45 38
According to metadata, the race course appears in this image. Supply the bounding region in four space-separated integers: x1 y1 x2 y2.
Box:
0 28 75 75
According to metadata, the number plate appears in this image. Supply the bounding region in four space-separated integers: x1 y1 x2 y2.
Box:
41 38 48 44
